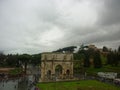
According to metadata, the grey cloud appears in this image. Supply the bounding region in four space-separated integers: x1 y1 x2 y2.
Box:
97 0 120 26
0 0 120 54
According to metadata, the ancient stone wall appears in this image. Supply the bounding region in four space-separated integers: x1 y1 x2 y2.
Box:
40 53 73 82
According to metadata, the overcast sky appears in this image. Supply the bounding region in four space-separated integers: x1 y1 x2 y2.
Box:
0 0 120 54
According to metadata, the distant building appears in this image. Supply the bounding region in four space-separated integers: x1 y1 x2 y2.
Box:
88 44 110 56
88 45 98 51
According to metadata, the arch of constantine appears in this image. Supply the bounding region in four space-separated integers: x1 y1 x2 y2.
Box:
40 52 73 82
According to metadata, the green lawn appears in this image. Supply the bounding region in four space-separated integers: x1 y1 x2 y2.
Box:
36 80 120 90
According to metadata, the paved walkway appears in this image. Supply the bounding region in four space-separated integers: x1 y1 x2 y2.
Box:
0 76 36 90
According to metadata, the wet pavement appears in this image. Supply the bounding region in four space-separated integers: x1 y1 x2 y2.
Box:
0 75 37 90
0 65 40 90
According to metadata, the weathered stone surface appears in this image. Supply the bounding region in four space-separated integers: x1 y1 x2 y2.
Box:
40 52 73 82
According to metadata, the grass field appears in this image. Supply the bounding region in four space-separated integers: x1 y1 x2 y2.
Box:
36 80 120 90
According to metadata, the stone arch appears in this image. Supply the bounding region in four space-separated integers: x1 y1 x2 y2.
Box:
55 64 62 78
40 53 73 82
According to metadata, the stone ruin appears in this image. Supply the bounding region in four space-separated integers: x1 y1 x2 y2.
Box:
40 52 73 82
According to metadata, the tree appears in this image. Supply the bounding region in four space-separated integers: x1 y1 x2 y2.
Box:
31 54 41 66
93 51 102 68
107 51 114 66
6 54 18 67
77 44 90 67
84 50 90 67
78 44 88 54
118 46 120 64
107 50 120 66
88 48 94 58
53 46 77 53
74 53 85 60
0 53 6 67
103 46 108 52
18 54 31 74
112 50 120 66
118 46 120 53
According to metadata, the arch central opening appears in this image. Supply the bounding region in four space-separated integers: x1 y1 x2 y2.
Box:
55 65 62 78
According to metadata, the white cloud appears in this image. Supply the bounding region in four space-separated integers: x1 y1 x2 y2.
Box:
55 0 98 28
40 26 64 46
